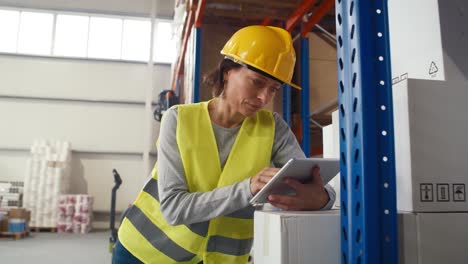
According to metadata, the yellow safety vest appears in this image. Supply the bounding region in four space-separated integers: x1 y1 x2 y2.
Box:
118 101 274 263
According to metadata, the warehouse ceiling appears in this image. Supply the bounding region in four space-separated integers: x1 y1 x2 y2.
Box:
201 0 336 35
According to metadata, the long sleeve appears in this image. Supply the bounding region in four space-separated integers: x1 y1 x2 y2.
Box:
157 108 253 225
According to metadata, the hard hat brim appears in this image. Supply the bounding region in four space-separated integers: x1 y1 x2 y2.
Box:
223 56 301 90
287 82 301 90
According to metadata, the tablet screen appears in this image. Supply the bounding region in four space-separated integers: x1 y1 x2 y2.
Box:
249 158 340 205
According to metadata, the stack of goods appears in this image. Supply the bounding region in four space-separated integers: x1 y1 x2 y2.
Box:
0 181 24 208
0 208 31 234
0 208 7 232
57 194 93 234
23 140 72 229
7 208 31 233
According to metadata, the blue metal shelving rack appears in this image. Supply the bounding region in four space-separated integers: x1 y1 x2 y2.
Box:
336 0 398 263
282 85 292 126
193 27 202 103
300 35 311 157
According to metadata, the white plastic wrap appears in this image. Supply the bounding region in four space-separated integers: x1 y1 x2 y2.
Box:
23 140 72 228
58 194 93 234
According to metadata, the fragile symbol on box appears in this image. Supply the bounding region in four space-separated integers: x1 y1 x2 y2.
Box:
420 184 433 202
437 184 450 202
453 184 466 202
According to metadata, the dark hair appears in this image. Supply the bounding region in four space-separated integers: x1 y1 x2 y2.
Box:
203 59 242 97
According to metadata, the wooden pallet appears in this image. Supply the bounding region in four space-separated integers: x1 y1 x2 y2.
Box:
30 226 57 233
0 231 29 240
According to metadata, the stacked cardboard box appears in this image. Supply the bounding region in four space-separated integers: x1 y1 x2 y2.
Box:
254 210 340 264
398 212 468 264
322 100 468 264
0 208 31 234
7 208 30 233
389 1 468 261
0 209 8 232
321 4 468 254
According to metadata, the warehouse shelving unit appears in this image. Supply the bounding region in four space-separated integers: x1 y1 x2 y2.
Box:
170 0 398 263
300 35 311 156
336 0 398 263
282 84 292 126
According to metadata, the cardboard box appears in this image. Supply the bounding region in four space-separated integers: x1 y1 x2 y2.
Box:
393 77 468 212
254 210 340 264
323 78 468 213
391 1 467 212
399 212 468 264
0 216 8 232
323 81 468 212
322 110 340 209
388 0 445 81
25 210 31 222
308 33 338 114
254 210 468 264
8 208 27 219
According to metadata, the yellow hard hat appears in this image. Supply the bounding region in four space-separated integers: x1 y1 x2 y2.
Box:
221 25 300 90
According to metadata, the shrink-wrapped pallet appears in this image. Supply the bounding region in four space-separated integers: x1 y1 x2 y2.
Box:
57 194 93 234
23 140 71 228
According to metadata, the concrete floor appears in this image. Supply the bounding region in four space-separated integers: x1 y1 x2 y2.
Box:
0 230 112 264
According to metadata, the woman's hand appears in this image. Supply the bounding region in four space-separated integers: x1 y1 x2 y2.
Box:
250 167 280 195
267 166 330 210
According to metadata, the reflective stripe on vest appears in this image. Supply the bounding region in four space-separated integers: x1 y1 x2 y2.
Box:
118 101 274 263
207 235 253 256
142 177 209 237
126 205 196 262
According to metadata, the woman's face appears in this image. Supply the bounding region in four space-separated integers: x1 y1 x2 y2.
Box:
223 66 282 117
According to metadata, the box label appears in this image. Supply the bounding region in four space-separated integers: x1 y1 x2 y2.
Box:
419 183 467 204
453 184 466 202
437 184 450 202
420 184 434 202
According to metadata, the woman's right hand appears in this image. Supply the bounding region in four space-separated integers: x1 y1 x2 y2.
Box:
250 167 280 195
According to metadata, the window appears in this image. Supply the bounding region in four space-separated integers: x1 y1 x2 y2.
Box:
54 14 89 57
88 16 123 59
121 19 151 61
0 9 20 52
17 11 54 55
0 7 176 64
153 20 176 64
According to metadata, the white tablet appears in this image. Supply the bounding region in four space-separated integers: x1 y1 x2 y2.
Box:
249 158 340 205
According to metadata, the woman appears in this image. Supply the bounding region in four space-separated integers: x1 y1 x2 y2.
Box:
113 25 335 264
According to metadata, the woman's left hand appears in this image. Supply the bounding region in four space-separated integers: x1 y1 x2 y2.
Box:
267 166 330 211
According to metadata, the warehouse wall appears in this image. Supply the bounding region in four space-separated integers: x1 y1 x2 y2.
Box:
0 56 166 212
0 55 170 103
0 0 174 213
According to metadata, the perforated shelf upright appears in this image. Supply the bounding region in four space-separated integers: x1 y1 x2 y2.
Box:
336 0 398 263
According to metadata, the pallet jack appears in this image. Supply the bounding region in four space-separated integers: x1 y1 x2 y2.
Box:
109 169 122 253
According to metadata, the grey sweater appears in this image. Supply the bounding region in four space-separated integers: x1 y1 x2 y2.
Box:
157 106 336 225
